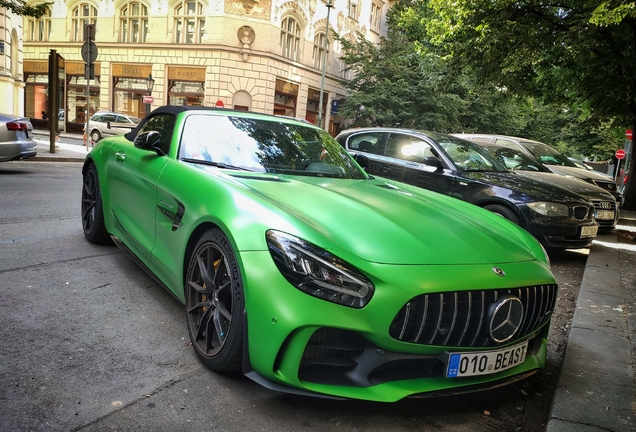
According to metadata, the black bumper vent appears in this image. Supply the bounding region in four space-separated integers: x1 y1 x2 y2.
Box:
389 285 558 348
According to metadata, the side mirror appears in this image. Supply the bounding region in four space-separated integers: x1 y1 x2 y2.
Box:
423 156 444 171
106 121 112 130
133 131 164 156
353 153 370 169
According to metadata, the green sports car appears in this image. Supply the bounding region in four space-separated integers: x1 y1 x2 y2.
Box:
81 106 558 402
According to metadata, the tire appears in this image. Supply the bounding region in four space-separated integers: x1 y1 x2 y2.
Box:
81 164 112 244
185 228 244 372
91 130 101 143
484 204 522 226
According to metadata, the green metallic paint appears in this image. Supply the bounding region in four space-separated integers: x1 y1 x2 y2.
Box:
84 109 558 402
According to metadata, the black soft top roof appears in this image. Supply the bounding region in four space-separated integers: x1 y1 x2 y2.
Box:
124 105 310 141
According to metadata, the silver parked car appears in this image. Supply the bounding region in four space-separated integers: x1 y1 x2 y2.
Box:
88 111 140 143
0 114 36 162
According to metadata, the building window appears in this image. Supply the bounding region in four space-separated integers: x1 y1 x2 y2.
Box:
27 6 51 42
120 2 149 43
280 17 301 61
347 0 359 20
72 3 98 42
174 1 207 44
313 32 328 70
370 2 381 32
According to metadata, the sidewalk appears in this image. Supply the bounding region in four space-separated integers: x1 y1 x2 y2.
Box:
547 209 636 431
31 133 89 162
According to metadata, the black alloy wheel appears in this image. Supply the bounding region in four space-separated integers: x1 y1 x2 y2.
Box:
186 229 244 372
81 164 111 244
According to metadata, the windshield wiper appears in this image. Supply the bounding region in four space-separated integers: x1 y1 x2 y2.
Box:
182 158 252 171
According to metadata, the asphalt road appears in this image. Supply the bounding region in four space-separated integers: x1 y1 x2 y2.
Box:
0 161 587 432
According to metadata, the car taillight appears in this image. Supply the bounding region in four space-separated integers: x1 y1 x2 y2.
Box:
6 121 28 131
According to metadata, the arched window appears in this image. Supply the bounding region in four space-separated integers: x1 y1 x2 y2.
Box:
26 5 51 42
313 32 328 70
280 17 301 61
120 2 149 43
174 1 206 44
72 2 98 42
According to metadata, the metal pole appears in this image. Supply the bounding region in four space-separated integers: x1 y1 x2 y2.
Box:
317 0 333 130
85 44 91 150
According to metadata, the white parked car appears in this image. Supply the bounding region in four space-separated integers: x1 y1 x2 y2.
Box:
88 111 140 143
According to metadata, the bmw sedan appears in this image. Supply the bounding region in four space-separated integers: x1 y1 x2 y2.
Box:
82 106 559 402
336 127 599 249
454 134 623 207
464 139 618 230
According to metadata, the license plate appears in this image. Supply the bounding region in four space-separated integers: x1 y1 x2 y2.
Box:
595 211 615 220
580 225 598 238
446 341 528 378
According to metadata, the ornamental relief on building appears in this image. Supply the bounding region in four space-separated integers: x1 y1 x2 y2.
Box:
225 0 271 19
336 11 362 34
274 1 310 26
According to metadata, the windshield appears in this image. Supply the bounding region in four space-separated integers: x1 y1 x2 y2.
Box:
178 114 367 179
437 137 508 172
483 145 546 171
522 141 576 167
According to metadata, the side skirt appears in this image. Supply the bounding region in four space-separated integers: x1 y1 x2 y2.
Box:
111 235 183 304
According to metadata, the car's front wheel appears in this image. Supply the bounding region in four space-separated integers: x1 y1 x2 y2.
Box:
484 204 522 226
81 164 111 244
90 130 101 143
185 229 244 372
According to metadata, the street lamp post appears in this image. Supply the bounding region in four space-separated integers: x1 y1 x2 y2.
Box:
145 74 155 115
317 0 333 130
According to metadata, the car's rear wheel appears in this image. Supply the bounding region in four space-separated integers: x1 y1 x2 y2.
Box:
81 164 111 244
484 204 522 226
91 130 101 143
185 229 244 372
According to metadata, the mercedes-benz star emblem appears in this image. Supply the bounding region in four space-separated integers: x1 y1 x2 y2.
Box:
492 267 506 277
488 296 524 343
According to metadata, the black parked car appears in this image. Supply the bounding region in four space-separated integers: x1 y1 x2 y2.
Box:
460 139 618 230
454 134 623 207
336 128 599 249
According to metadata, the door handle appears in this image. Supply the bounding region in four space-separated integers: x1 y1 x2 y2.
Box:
115 152 126 162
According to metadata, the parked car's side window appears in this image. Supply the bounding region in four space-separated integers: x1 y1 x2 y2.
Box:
348 133 386 155
387 134 435 162
118 115 133 124
91 114 104 123
138 114 176 155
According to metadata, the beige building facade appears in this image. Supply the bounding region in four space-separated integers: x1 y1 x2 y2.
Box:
0 7 25 116
23 0 390 135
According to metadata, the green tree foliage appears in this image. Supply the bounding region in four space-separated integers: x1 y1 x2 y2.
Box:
1 1 51 18
416 0 636 207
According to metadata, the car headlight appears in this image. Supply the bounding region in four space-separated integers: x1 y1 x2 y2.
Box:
266 230 374 308
527 202 569 217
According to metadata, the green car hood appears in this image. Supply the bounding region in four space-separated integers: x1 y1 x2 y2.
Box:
231 173 537 265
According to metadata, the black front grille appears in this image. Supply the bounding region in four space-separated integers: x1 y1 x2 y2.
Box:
389 285 558 348
573 206 590 219
593 200 617 227
594 181 617 192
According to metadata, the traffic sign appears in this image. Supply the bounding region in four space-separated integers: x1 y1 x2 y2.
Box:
626 129 632 140
615 149 626 159
81 41 98 64
142 95 154 104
